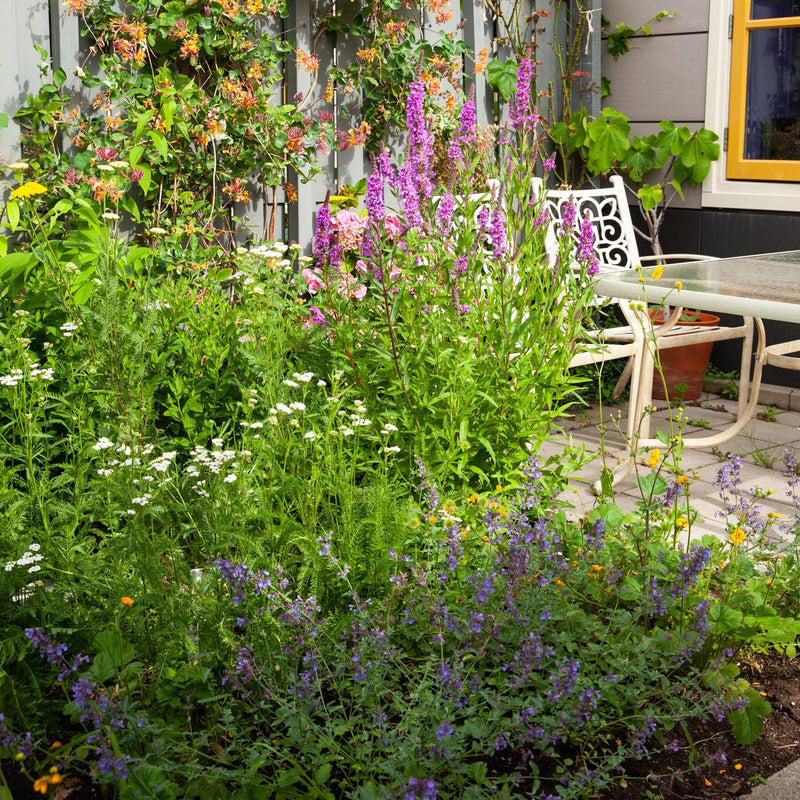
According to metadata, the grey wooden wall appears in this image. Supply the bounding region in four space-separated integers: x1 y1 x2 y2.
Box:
1 0 595 247
601 1 710 210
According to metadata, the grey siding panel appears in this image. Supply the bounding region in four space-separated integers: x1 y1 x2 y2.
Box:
602 0 709 36
602 33 708 122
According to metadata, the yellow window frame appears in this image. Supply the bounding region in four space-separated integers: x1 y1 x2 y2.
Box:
727 0 800 181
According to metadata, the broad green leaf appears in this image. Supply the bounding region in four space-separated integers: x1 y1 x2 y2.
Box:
0 112 8 130
139 163 152 194
53 67 67 87
93 630 135 669
708 602 744 635
129 144 145 168
160 97 176 131
622 138 656 182
149 129 169 159
728 688 771 745
0 251 36 279
637 183 663 212
586 109 631 174
486 58 518 102
6 199 20 231
678 129 720 183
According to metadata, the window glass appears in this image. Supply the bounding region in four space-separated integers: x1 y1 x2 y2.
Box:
751 0 800 19
744 27 800 160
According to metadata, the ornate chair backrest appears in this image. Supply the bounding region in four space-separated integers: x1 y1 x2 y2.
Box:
531 175 641 272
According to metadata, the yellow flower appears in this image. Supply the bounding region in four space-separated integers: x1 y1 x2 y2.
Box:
676 516 688 529
729 528 746 545
674 280 683 292
10 181 47 200
676 474 690 485
467 493 479 503
121 596 134 606
646 448 660 468
652 265 664 280
734 763 742 770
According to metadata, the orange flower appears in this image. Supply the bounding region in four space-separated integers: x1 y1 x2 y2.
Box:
62 0 87 13
475 47 489 74
729 528 746 545
121 596 134 606
295 49 320 73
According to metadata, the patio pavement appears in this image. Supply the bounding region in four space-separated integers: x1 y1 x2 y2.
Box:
547 382 800 800
546 383 800 542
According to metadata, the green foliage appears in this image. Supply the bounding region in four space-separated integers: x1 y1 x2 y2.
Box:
603 11 677 61
14 0 334 258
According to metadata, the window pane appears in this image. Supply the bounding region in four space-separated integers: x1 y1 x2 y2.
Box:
744 27 800 159
751 0 800 19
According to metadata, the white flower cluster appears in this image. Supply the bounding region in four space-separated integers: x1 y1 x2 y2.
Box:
0 363 54 387
0 369 24 387
29 364 54 382
4 542 43 573
60 321 79 337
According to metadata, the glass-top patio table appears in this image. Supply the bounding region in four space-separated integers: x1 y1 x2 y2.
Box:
590 250 800 487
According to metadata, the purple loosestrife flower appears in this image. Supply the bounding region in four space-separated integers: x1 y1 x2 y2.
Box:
509 56 538 130
458 89 477 145
490 205 507 258
307 305 328 327
450 254 468 278
437 192 455 235
576 210 600 275
557 198 577 239
543 153 557 172
397 79 435 227
366 165 385 222
313 199 332 265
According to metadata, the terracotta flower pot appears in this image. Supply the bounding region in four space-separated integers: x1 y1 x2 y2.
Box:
649 310 721 401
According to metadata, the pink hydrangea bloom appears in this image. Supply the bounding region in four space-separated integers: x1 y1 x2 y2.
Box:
331 209 368 252
301 267 325 294
384 214 403 240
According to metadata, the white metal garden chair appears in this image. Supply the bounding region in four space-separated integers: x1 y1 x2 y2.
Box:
532 175 760 485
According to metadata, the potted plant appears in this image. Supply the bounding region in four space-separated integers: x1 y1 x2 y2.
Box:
649 308 721 400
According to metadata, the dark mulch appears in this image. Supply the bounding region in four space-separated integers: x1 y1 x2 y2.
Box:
3 653 800 799
597 651 800 799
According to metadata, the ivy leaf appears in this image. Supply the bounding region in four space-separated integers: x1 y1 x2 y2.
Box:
606 23 637 60
653 121 690 165
677 129 720 183
637 183 663 212
622 137 656 182
601 76 612 98
486 58 518 102
586 108 631 173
